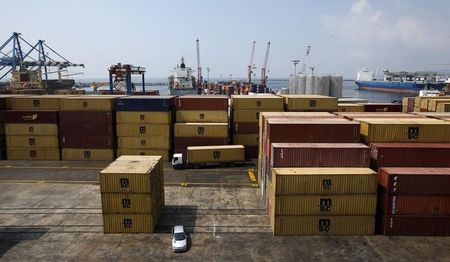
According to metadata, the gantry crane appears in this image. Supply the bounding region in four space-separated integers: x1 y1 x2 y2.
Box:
260 41 271 87
247 40 256 84
300 45 311 74
108 63 145 95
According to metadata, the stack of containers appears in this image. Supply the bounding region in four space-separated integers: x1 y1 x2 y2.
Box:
402 97 415 113
231 95 284 158
59 95 121 161
0 95 14 159
361 103 402 112
115 96 175 161
281 95 338 112
100 155 164 233
5 95 64 160
337 104 364 112
174 96 229 157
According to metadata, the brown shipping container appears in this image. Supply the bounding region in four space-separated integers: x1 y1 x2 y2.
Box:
2 110 58 123
245 145 258 159
60 95 121 111
234 110 282 123
7 148 60 160
272 215 375 236
174 137 228 149
7 136 59 148
59 111 114 124
5 123 58 136
187 145 245 163
337 104 364 112
176 110 228 123
116 149 169 162
116 124 170 137
116 111 172 124
362 103 402 112
271 143 370 167
231 95 284 110
271 168 377 195
10 95 67 110
371 143 450 167
101 193 155 213
117 136 170 149
231 122 259 134
61 136 115 149
282 95 338 112
174 123 228 137
378 192 450 216
175 96 228 110
336 112 423 120
103 214 156 234
232 134 259 146
62 148 115 161
378 168 450 195
60 123 114 137
378 215 450 236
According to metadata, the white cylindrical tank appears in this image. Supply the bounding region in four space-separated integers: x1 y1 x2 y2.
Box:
288 76 295 95
305 75 315 95
330 75 343 98
298 74 307 95
314 75 330 96
279 87 289 95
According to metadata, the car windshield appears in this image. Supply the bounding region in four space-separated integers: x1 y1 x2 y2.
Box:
174 232 185 241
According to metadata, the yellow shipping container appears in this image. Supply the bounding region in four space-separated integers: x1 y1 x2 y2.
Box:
116 124 171 137
174 123 228 137
103 213 156 233
176 110 228 123
436 103 450 112
117 149 169 161
337 103 364 112
419 97 450 112
271 168 377 195
5 123 58 136
117 137 170 149
233 110 284 123
62 148 115 161
116 111 172 124
6 136 59 148
231 95 284 110
283 95 338 112
10 95 68 110
187 145 245 163
359 118 450 143
60 95 122 111
232 134 259 146
271 215 375 235
101 193 155 213
429 99 450 112
7 148 60 160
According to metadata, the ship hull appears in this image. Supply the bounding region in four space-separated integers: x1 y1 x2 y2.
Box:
355 81 445 94
168 88 199 96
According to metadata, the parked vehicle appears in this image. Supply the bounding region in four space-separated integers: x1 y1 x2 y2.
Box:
172 145 245 169
171 225 188 252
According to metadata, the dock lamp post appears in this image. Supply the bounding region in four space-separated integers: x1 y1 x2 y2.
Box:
292 59 300 76
207 67 210 83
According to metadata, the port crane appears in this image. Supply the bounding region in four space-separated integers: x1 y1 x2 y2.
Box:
259 41 271 88
196 39 203 89
108 63 146 95
247 40 256 84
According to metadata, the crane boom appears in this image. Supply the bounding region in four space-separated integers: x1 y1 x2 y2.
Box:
260 41 270 86
247 40 256 83
300 45 311 74
196 39 202 87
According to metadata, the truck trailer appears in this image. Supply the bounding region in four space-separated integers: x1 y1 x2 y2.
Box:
172 145 245 169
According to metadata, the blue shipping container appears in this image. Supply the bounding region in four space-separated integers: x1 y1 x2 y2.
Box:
115 96 175 111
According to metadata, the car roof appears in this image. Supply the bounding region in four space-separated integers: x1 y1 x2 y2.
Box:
173 225 184 233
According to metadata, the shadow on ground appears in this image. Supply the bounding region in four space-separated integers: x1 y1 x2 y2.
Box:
0 227 48 256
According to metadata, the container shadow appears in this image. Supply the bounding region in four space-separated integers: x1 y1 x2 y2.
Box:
0 227 48 256
155 205 198 234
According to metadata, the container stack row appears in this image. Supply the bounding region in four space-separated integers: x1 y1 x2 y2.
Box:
115 96 175 161
231 95 283 159
173 96 229 156
100 155 165 233
0 95 12 159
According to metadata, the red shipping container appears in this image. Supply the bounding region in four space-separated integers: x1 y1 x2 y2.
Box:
379 167 450 195
61 136 115 149
362 103 402 112
60 123 114 137
59 111 114 124
378 192 450 216
245 145 258 159
175 96 228 110
2 110 58 123
174 137 228 150
378 215 450 236
232 122 259 134
271 143 370 168
371 143 450 167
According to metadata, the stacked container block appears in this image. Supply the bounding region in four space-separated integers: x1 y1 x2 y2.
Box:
59 95 121 160
231 95 284 158
5 95 65 160
281 95 338 112
115 96 175 162
0 95 15 159
174 96 229 156
100 155 164 233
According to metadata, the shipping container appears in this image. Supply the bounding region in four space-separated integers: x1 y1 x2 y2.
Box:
232 134 259 146
234 110 283 123
360 118 450 143
337 103 364 112
402 97 415 113
60 95 122 111
7 148 60 160
101 193 154 213
174 123 228 137
428 99 450 112
378 215 450 236
419 97 450 112
436 103 450 112
176 110 228 123
60 123 114 137
175 96 228 110
116 124 170 137
7 136 59 148
370 143 450 167
62 148 115 161
378 192 450 216
231 95 284 110
2 110 58 123
173 137 228 149
187 145 245 163
271 168 377 195
10 95 68 110
61 136 115 149
231 122 259 134
115 96 175 111
116 149 169 161
116 111 172 124
5 123 58 136
59 111 114 124
117 136 170 149
244 146 258 159
378 168 450 195
0 95 16 110
282 95 338 112
271 143 370 167
362 103 402 112
103 214 156 233
335 112 423 120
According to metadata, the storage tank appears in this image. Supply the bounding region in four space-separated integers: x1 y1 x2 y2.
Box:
288 76 296 95
305 75 315 95
314 75 330 96
298 74 307 95
279 88 289 95
330 75 343 98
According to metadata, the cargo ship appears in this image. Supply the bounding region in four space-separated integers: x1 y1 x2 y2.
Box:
355 68 446 94
168 57 198 96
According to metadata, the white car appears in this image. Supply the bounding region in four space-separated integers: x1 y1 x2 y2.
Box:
171 225 188 252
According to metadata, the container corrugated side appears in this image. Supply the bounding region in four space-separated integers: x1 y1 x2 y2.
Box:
60 96 119 111
378 192 450 216
59 111 114 124
232 134 259 146
115 96 175 111
117 137 170 149
336 112 423 120
362 103 402 112
378 167 450 195
234 110 282 123
402 97 415 113
420 97 450 111
60 123 114 137
428 99 450 112
173 137 228 149
187 145 245 163
174 123 228 137
116 111 172 124
10 95 65 110
231 95 284 110
2 110 59 123
231 122 259 134
101 193 154 213
175 96 228 110
436 103 450 112
7 148 60 160
7 136 59 148
272 215 375 235
116 124 170 137
5 123 58 136
100 173 156 194
116 149 169 161
176 110 228 123
378 215 450 236
61 136 115 149
272 168 377 195
103 213 156 233
337 104 364 112
62 148 115 161
282 95 338 112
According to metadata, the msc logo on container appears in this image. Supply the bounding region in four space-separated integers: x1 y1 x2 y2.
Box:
256 101 262 107
199 113 205 120
139 126 146 134
28 138 36 146
29 150 37 158
322 179 332 190
319 198 332 212
309 100 317 108
197 127 205 135
84 151 91 159
139 114 145 120
408 127 419 139
120 178 129 188
213 151 221 159
28 126 34 133
33 100 40 108
123 218 133 228
140 139 146 146
121 198 131 208
318 219 331 232
82 101 88 108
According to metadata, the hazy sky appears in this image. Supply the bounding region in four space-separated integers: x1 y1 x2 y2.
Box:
2 0 450 79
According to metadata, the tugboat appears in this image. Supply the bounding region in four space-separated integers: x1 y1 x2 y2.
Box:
168 57 198 96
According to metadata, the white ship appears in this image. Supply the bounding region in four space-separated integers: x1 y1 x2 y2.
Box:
168 57 198 96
